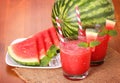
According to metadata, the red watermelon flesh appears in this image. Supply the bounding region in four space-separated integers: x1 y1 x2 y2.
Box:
8 37 40 66
42 29 53 52
34 32 46 60
48 27 60 48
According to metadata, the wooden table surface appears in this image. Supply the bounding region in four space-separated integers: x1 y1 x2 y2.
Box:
0 0 120 83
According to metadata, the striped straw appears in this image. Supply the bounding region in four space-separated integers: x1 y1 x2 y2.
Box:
56 17 64 42
75 6 84 36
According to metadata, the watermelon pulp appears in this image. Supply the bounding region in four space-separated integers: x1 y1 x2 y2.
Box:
8 37 40 66
60 39 91 75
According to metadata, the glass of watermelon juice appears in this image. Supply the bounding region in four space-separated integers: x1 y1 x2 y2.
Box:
91 35 110 66
60 36 91 80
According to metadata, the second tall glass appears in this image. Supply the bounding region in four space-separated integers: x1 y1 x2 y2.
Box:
91 35 110 66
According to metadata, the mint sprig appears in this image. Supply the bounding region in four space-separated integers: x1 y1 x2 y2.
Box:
40 45 58 66
98 29 108 36
40 56 51 66
108 30 118 36
78 40 100 48
47 45 58 58
99 28 117 36
89 40 100 47
78 42 88 48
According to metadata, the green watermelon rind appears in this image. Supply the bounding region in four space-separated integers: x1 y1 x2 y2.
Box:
8 46 40 66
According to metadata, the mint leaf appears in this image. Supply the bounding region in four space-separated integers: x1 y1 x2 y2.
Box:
40 45 58 67
108 30 117 36
47 45 58 58
98 29 108 36
78 42 89 48
40 56 51 66
90 40 100 47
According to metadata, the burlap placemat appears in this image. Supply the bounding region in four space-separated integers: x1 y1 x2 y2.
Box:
13 48 120 83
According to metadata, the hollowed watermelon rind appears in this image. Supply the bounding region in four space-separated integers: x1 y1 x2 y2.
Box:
8 46 40 66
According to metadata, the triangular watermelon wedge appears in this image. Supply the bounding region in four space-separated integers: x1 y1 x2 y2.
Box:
85 28 98 51
42 29 53 52
48 27 60 49
8 37 40 66
106 19 116 30
86 28 98 43
34 32 46 60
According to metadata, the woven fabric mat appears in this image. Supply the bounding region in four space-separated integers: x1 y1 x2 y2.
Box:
13 48 120 83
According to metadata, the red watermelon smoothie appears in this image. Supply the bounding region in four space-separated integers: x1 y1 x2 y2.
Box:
60 37 91 80
91 35 110 66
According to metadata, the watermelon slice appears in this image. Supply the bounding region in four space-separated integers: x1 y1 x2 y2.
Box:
48 27 60 48
86 29 98 43
106 19 116 30
42 29 53 52
34 32 46 60
85 28 99 51
105 20 117 39
8 37 40 66
7 27 60 66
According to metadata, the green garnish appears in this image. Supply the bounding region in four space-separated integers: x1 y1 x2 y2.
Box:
40 56 51 66
47 45 58 58
89 40 101 47
78 42 89 48
99 28 117 36
40 45 58 66
108 30 118 36
98 29 108 36
78 40 100 48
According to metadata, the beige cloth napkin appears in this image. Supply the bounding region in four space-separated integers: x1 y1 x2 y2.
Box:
13 48 120 83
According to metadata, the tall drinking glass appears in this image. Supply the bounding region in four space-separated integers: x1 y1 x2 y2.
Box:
60 36 91 80
91 35 110 66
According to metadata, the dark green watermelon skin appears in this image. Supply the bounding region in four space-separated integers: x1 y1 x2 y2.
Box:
52 0 115 37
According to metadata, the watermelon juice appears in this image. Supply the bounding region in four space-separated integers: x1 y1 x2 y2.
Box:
91 35 110 66
60 38 91 80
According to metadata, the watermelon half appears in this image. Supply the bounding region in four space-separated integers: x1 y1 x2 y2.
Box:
52 0 115 38
8 37 40 66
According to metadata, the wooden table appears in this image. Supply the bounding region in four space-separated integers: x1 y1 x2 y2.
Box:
0 0 120 83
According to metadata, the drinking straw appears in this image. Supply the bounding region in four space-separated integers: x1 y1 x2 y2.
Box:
56 17 64 42
75 6 84 36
